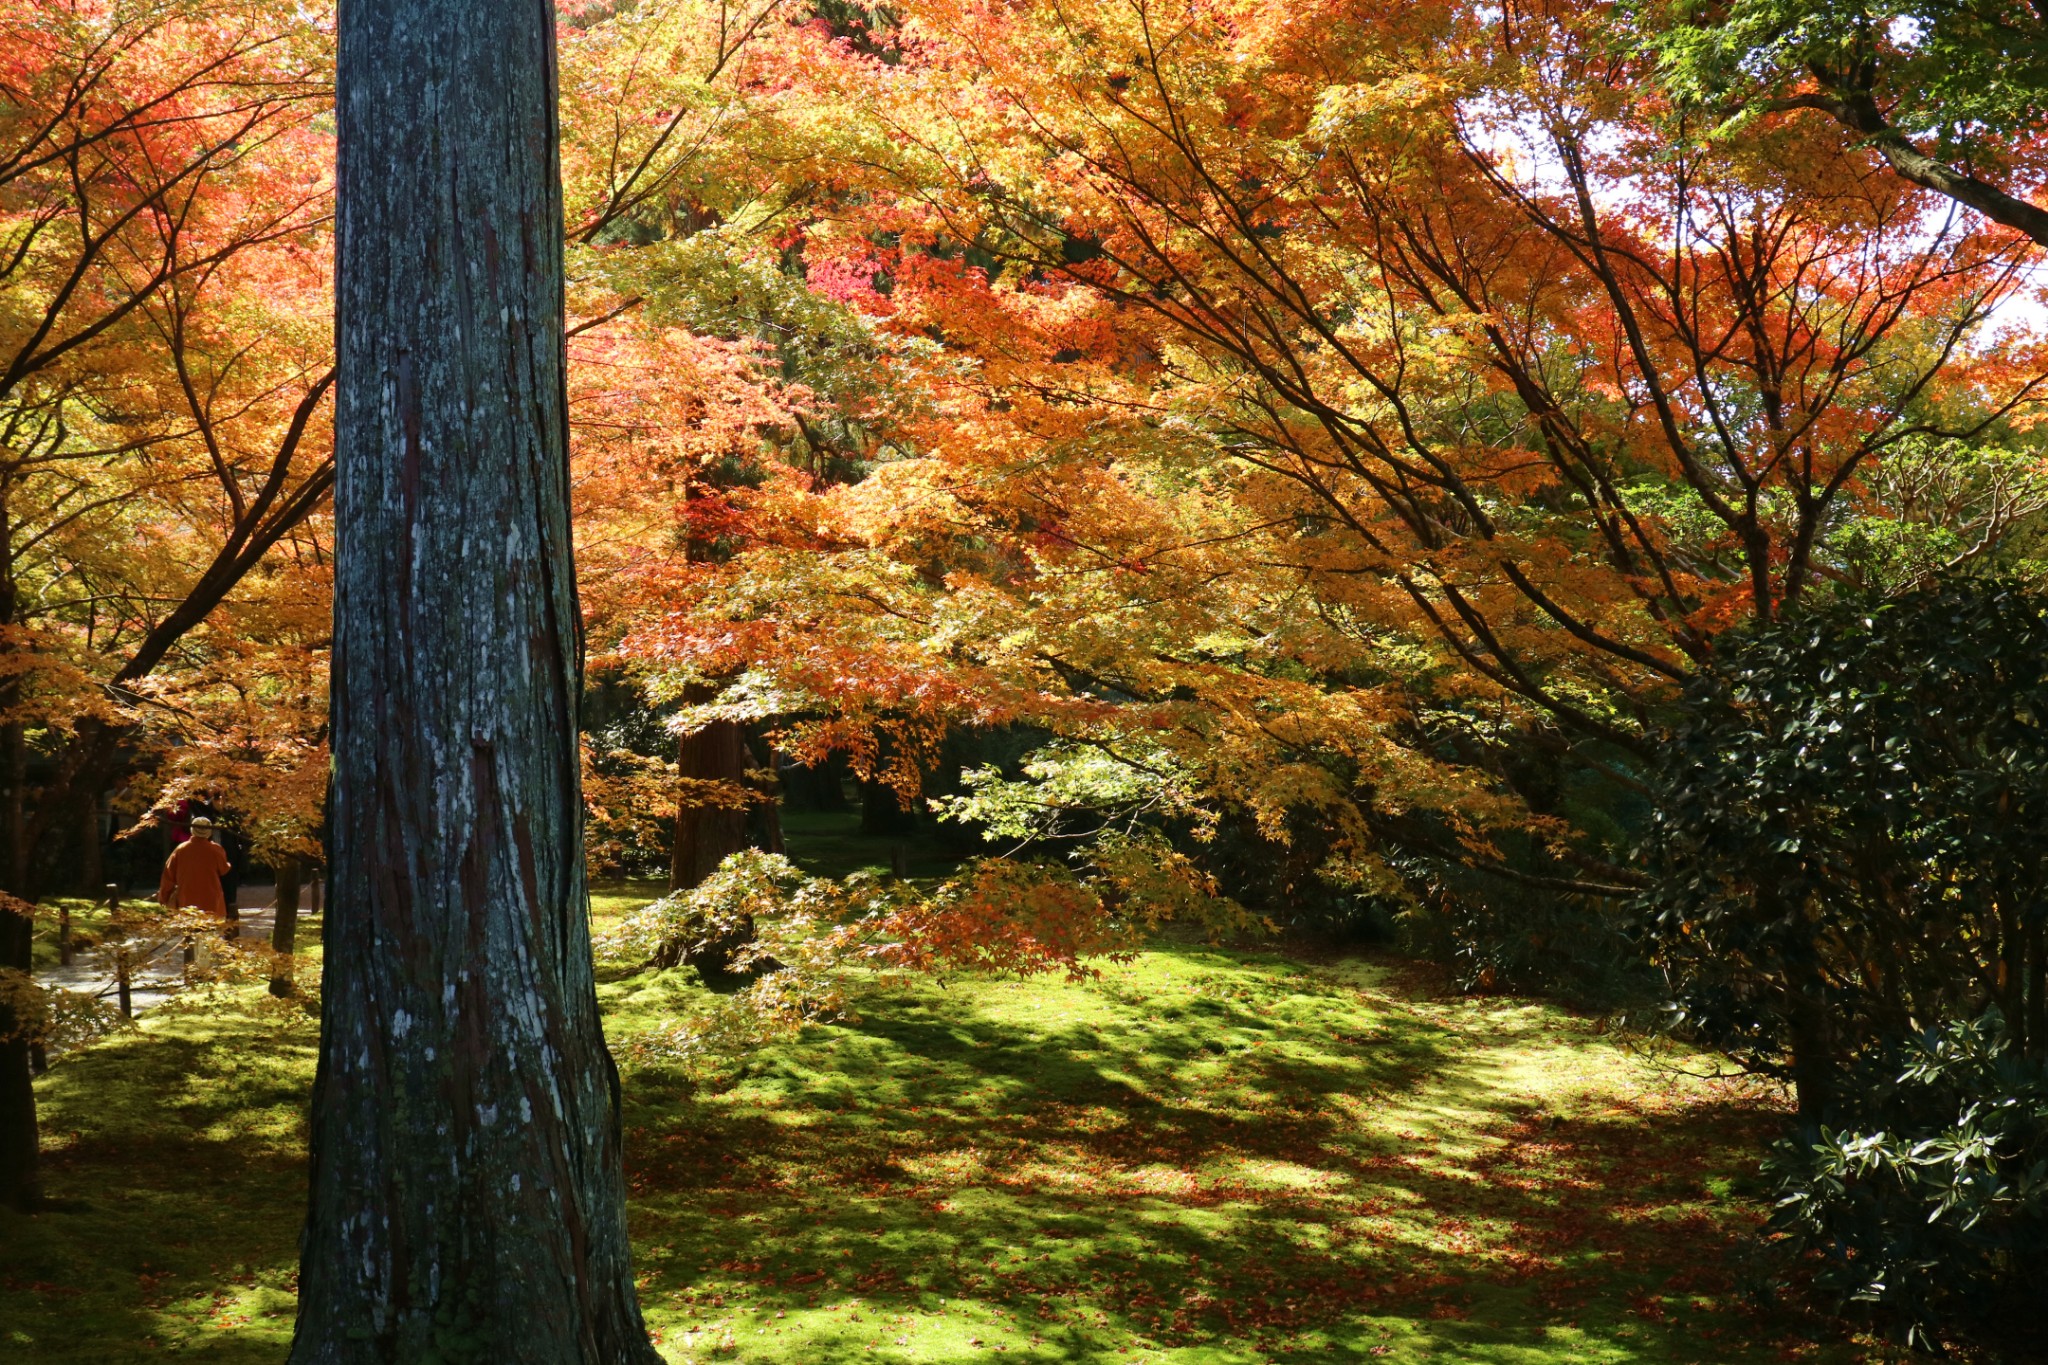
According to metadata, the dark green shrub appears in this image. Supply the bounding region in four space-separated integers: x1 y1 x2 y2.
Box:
1203 810 1395 944
1765 1011 2048 1353
1395 862 1650 1005
1641 580 2048 1128
1641 579 2048 1349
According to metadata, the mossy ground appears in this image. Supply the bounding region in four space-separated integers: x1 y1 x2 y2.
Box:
1 888 1881 1362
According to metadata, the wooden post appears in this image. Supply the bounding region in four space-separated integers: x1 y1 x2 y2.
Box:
223 838 240 935
108 883 131 1016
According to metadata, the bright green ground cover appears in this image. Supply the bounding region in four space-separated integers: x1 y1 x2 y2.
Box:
1 892 1877 1363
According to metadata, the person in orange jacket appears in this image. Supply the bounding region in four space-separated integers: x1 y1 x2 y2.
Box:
159 815 233 921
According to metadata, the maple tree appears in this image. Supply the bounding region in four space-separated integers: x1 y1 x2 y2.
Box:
1637 0 2048 246
587 0 2047 937
581 11 2048 1337
0 0 332 1212
556 0 929 900
1 6 2045 1348
0 0 333 872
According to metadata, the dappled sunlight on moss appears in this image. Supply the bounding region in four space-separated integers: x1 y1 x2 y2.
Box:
613 949 1865 1363
2 983 318 1362
1 927 1875 1363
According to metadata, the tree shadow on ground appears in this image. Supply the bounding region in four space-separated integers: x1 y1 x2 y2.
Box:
621 955 1855 1363
3 943 1861 1364
3 1013 315 1363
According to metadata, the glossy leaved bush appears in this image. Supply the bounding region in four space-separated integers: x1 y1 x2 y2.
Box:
1644 580 2048 1103
1642 580 2048 1342
1765 1011 2048 1353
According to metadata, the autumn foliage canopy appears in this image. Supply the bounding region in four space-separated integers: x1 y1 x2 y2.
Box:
2 0 2045 956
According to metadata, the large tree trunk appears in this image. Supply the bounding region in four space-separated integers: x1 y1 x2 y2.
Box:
289 2 657 1359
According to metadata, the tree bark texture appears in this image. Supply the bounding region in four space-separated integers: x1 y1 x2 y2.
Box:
669 708 752 891
291 2 656 1360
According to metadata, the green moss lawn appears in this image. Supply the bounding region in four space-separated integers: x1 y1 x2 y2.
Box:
1 887 1876 1362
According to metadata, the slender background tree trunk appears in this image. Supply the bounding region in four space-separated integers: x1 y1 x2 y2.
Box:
0 891 37 1210
78 793 102 901
0 500 38 1208
268 854 300 998
289 1 657 1358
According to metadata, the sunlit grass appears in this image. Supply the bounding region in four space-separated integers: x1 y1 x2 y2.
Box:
608 952 1865 1364
2 908 1880 1362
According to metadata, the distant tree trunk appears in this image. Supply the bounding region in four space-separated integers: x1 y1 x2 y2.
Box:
0 892 37 1210
661 715 782 979
664 707 759 980
2 722 23 892
859 777 920 838
2028 913 2046 1062
670 689 752 892
1781 923 1835 1137
743 735 784 857
0 487 40 1211
0 709 38 1209
78 793 103 900
289 1 657 1359
219 824 241 930
780 750 851 812
268 854 300 998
